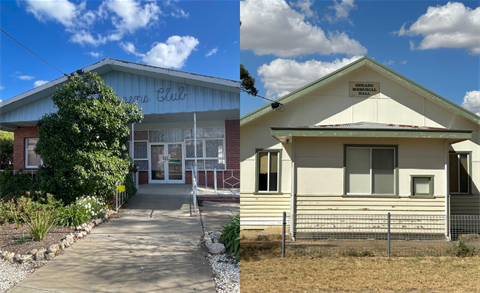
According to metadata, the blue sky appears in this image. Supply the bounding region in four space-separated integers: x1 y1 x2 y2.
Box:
0 0 239 101
240 0 480 116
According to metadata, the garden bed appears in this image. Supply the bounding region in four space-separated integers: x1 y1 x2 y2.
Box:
0 223 74 256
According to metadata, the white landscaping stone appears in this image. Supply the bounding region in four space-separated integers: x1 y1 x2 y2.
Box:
48 244 59 254
208 243 226 254
45 253 55 261
34 251 44 261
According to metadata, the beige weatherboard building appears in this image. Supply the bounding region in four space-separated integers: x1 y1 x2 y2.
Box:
240 56 480 239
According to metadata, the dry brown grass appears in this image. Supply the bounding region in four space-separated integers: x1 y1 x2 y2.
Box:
241 242 480 293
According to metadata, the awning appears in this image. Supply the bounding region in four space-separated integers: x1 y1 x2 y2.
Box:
271 122 472 144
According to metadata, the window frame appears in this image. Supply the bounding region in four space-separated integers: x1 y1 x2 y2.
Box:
449 151 472 195
184 127 226 171
410 175 435 197
25 138 42 169
255 148 282 194
133 140 149 171
343 144 399 197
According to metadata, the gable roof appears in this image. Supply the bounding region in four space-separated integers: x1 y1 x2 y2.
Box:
0 57 240 114
240 56 480 126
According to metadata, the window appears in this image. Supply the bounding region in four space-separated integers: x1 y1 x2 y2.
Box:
345 146 396 195
411 175 434 196
449 153 470 194
257 150 280 193
185 127 225 170
25 138 41 168
133 141 148 171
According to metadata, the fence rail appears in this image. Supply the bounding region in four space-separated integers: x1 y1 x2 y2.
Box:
0 169 37 180
242 213 480 257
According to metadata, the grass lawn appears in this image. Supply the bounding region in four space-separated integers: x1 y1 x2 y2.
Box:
241 256 480 293
241 241 480 293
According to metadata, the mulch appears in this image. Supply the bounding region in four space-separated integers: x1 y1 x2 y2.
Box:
0 223 74 255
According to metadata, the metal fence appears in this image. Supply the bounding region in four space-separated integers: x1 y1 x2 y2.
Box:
241 213 480 257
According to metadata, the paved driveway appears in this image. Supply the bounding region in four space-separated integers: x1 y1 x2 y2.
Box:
9 185 214 293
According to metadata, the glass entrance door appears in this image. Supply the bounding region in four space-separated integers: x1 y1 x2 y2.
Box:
150 145 166 183
149 143 184 183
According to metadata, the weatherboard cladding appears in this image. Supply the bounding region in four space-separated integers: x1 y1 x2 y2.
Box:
0 69 240 124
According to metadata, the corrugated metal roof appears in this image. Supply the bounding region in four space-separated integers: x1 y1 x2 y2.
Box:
305 122 447 130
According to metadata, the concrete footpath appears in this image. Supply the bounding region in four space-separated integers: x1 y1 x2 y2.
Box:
9 185 235 293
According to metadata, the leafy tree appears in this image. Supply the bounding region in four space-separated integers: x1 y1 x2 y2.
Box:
0 131 14 169
240 64 258 97
35 72 143 204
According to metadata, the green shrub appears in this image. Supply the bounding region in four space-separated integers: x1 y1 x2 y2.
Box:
21 209 57 241
0 193 61 225
56 196 106 227
450 240 480 257
125 173 137 198
76 195 106 219
0 131 13 169
220 214 240 263
56 204 91 227
0 169 38 199
35 72 143 205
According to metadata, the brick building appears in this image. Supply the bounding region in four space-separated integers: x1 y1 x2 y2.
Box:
0 58 240 187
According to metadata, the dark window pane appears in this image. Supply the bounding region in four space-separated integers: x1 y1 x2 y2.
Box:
449 154 459 193
258 152 268 191
372 149 394 194
269 152 278 191
460 154 468 193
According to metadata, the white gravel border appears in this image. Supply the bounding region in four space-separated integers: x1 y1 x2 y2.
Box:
0 259 46 293
206 253 240 293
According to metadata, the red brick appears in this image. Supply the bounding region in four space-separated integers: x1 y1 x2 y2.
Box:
13 126 39 171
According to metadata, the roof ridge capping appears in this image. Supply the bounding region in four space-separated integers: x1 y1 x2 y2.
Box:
240 56 480 126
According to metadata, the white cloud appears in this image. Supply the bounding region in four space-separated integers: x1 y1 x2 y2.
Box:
34 80 49 87
325 0 356 24
257 55 363 99
122 36 199 69
19 75 34 80
88 51 101 58
100 0 161 34
397 2 480 54
400 60 407 64
23 0 85 27
120 42 141 56
461 90 480 116
23 0 162 47
0 84 4 90
290 0 317 20
205 47 218 57
240 0 366 57
163 0 189 18
383 60 394 65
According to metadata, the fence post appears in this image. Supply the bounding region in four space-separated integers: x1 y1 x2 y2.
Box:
282 211 286 258
387 212 391 257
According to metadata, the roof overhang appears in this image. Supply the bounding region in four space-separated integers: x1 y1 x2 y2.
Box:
271 127 472 144
0 57 240 115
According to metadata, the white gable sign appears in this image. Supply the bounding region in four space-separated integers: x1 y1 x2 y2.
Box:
349 82 380 97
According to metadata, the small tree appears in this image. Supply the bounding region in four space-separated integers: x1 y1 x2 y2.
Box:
0 131 14 169
240 64 258 97
35 72 143 204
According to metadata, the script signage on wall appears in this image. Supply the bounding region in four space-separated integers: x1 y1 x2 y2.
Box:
121 86 188 104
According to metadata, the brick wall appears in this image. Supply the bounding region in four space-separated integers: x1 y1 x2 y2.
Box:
13 126 39 171
138 171 148 185
225 119 240 170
